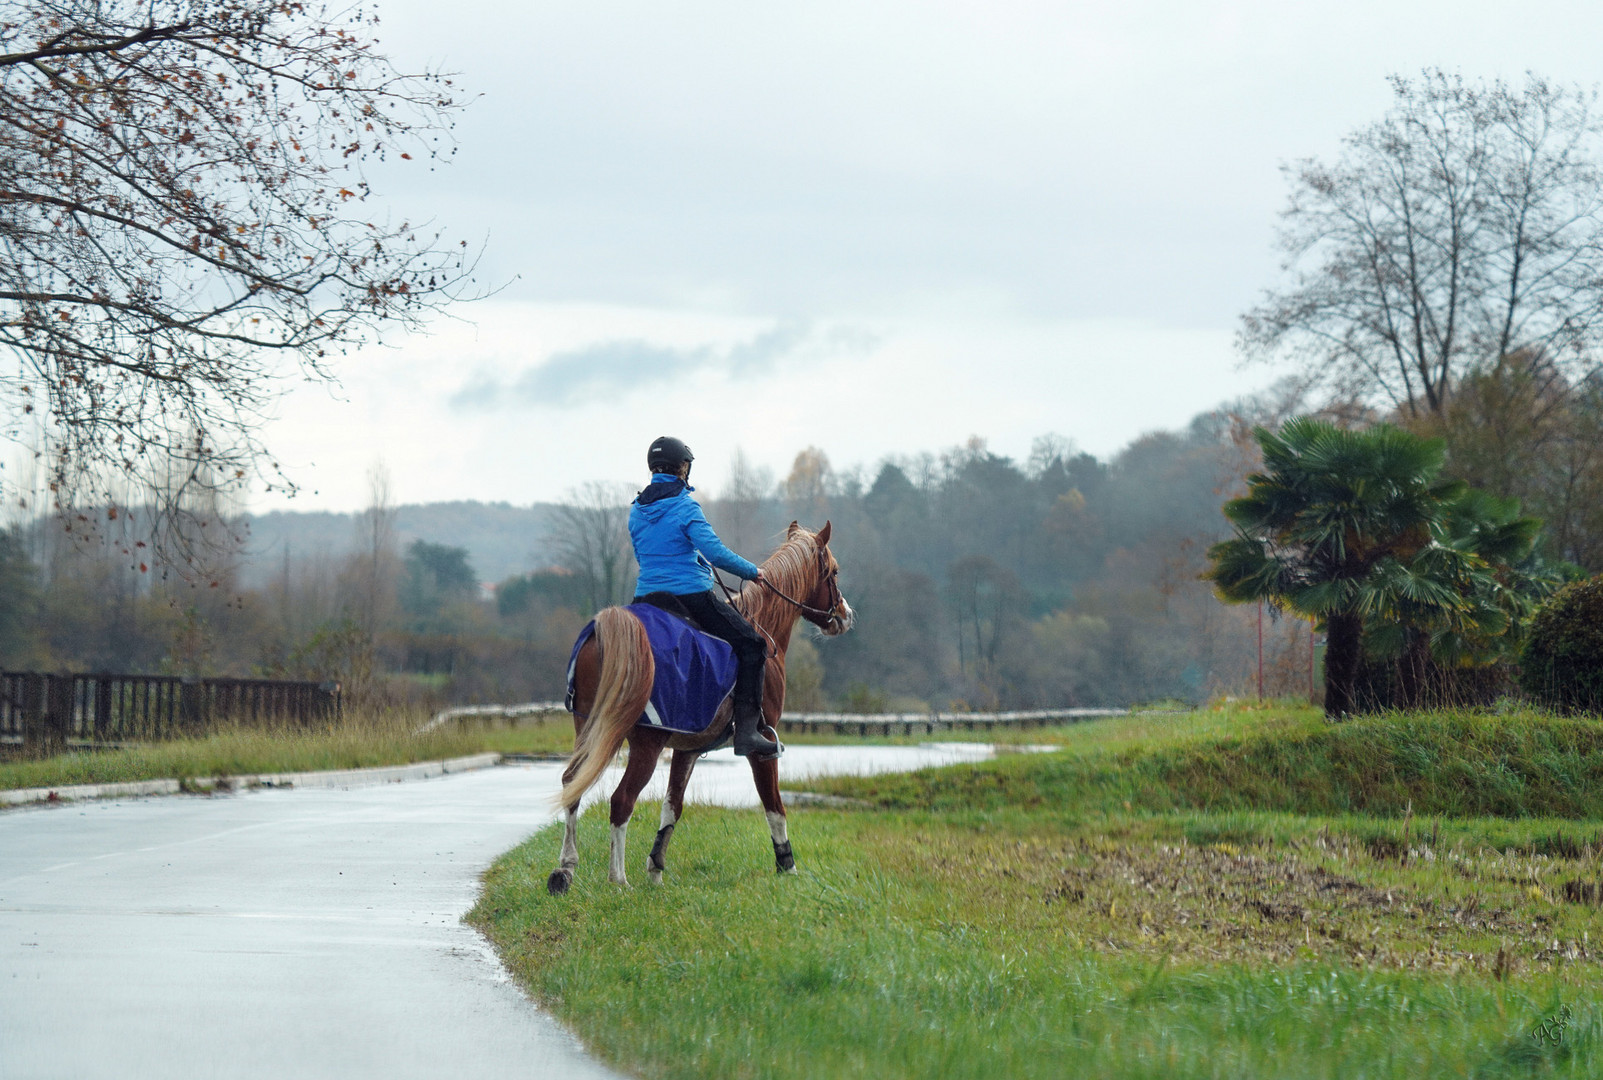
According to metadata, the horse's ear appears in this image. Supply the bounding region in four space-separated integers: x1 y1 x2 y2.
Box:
787 520 800 538
816 520 832 547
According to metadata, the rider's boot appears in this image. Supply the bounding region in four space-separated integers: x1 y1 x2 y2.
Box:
732 699 781 760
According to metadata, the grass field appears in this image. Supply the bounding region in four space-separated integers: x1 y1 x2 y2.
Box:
471 703 1603 1079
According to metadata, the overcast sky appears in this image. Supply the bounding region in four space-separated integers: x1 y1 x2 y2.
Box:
242 0 1603 511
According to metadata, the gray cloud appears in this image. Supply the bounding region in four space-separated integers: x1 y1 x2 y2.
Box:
450 321 873 410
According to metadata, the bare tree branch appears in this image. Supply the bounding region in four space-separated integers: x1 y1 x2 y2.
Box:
1242 70 1603 418
0 0 475 562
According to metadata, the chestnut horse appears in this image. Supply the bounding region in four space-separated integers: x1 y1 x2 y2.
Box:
548 521 854 894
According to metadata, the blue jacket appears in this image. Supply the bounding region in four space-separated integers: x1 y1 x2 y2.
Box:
630 474 761 596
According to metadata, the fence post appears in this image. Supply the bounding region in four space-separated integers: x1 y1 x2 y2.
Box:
180 678 203 733
21 674 72 757
318 681 342 723
19 673 47 756
93 675 113 742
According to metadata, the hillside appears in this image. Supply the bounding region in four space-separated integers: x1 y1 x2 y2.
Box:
238 501 561 587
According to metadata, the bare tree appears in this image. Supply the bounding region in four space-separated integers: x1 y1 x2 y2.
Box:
714 446 773 559
1025 433 1076 478
1242 71 1603 417
0 0 471 535
552 481 635 615
348 459 397 638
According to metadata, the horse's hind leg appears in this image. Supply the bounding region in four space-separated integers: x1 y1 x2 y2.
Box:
749 755 795 874
547 801 581 895
609 728 670 886
649 749 700 884
548 748 585 895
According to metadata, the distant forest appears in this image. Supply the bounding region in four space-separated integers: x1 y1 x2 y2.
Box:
0 388 1336 711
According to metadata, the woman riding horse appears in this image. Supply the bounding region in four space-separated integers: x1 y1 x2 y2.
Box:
548 442 853 892
629 435 779 761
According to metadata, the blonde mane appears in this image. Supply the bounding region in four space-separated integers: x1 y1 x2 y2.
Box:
738 528 824 634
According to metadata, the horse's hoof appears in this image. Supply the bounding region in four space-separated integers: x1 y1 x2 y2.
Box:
774 840 796 874
647 868 663 885
546 870 572 896
777 863 798 876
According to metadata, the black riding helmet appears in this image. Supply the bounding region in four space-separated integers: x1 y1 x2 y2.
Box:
647 436 694 478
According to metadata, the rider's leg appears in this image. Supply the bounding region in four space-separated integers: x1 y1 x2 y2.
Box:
677 591 779 760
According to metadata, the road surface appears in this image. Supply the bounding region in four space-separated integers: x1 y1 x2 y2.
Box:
0 744 998 1080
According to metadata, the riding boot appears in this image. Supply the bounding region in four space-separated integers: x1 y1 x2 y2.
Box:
732 698 781 760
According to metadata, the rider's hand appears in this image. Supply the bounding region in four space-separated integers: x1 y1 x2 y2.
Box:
753 569 765 584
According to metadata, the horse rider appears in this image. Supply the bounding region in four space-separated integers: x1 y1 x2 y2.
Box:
629 436 781 761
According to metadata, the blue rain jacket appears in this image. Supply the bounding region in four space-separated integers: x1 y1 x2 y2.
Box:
630 474 761 596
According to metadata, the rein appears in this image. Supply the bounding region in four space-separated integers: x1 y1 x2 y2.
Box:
712 542 842 653
713 569 781 658
759 572 839 622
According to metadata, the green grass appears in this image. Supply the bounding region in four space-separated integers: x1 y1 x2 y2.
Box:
472 802 1603 1080
0 713 580 791
813 703 1603 820
469 703 1603 1079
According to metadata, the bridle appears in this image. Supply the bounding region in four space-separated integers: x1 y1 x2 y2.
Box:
714 543 844 644
760 547 843 627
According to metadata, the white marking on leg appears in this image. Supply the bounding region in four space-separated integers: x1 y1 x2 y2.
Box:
766 810 788 846
560 807 579 871
609 823 629 885
660 802 679 830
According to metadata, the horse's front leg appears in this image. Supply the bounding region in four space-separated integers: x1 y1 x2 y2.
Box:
609 728 670 886
748 754 795 874
649 749 700 884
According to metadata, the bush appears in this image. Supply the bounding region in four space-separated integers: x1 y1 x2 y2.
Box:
1519 576 1603 714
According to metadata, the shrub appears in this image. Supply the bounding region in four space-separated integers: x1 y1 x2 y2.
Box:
1519 577 1603 714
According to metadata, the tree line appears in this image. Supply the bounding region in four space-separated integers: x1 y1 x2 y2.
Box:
0 401 1315 710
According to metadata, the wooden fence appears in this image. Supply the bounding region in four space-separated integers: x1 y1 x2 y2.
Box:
0 672 342 752
422 702 1127 737
777 708 1126 736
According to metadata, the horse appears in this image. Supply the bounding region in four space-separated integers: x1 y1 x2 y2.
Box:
548 520 854 894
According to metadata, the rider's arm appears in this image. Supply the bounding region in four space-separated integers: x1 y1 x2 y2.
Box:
682 500 762 580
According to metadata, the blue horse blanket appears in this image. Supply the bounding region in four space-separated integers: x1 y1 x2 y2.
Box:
565 603 738 734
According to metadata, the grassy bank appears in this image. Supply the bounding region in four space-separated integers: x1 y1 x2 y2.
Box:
815 704 1603 820
0 713 575 792
0 703 1247 794
470 704 1603 1078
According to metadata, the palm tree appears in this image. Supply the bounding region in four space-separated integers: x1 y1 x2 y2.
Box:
1365 489 1559 705
1207 419 1475 717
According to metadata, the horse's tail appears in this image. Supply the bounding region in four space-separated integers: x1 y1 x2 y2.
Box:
556 606 654 808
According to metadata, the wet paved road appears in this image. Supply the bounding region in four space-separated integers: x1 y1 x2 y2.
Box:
0 744 996 1080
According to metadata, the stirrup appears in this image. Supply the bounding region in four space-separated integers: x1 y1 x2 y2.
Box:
735 723 783 761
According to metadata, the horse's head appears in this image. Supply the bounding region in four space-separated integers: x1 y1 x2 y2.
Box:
787 520 854 636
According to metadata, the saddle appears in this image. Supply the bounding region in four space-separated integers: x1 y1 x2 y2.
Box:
632 591 709 631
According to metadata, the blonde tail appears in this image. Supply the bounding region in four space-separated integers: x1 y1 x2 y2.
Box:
555 607 654 808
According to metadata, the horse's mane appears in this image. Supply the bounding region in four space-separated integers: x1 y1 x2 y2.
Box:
739 529 820 632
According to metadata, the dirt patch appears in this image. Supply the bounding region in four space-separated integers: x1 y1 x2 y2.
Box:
999 837 1598 973
1562 879 1603 906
